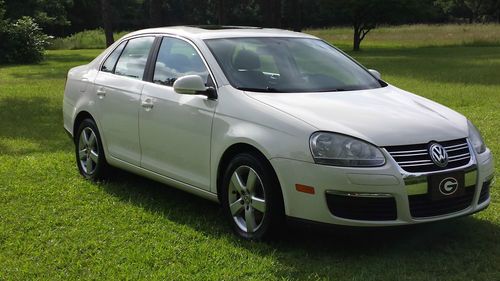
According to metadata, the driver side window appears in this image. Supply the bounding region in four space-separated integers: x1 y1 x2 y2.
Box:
153 37 210 87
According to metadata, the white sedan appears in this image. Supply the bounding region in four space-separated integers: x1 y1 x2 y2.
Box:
63 26 494 240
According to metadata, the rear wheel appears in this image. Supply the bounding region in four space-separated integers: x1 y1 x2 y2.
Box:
221 153 285 240
75 119 108 181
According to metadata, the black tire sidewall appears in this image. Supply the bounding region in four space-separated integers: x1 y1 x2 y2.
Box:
221 153 285 240
75 119 107 181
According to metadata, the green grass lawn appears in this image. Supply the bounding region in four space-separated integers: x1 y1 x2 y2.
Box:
1 34 499 280
306 23 500 50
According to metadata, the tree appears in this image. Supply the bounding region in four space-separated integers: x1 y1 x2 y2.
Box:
283 0 303 31
100 0 114 47
435 0 497 22
494 0 500 21
217 0 227 25
325 0 420 51
150 0 163 27
0 0 5 47
4 0 72 36
261 0 281 27
0 0 4 21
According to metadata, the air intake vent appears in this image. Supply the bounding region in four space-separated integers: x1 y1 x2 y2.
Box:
385 139 471 173
408 186 475 218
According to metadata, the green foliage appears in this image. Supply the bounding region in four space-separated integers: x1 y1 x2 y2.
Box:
4 0 72 34
0 0 5 35
0 0 4 20
0 16 51 63
435 0 500 22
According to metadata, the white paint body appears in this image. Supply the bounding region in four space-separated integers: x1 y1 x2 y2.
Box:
63 27 494 226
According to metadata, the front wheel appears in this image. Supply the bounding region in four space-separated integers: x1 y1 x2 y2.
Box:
221 153 285 240
75 118 108 181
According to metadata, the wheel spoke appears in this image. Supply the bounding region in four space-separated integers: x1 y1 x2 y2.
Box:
230 199 244 216
88 133 96 147
82 129 90 146
78 149 87 160
246 170 258 193
251 197 266 213
231 172 245 194
245 207 256 233
89 150 99 163
85 157 93 172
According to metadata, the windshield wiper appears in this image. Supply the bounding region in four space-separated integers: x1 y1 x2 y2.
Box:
321 88 347 92
236 87 282 93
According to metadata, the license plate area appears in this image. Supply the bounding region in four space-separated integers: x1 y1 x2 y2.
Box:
428 172 465 201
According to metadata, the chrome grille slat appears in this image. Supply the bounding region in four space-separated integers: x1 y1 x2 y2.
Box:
448 155 471 162
385 138 471 173
401 162 435 168
446 146 469 152
391 152 429 157
449 152 470 160
390 149 427 155
398 159 433 165
443 143 468 149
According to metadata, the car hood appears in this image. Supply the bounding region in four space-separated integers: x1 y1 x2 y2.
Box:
246 85 468 146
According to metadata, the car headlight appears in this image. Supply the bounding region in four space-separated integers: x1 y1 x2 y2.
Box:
468 120 486 154
309 132 385 167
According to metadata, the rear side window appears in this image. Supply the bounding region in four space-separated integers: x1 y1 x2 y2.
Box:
114 37 155 80
153 37 209 86
101 41 126 73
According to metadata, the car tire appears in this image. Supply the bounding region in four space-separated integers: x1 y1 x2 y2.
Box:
75 118 109 181
221 152 285 240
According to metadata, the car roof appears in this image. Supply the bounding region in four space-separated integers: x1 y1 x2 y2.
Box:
123 26 318 40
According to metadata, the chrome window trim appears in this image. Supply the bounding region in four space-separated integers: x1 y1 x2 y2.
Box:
149 34 219 89
98 34 156 73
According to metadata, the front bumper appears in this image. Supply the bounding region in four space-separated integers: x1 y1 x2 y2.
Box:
270 147 494 227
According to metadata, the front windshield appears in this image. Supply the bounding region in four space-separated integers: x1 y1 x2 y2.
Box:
204 37 383 93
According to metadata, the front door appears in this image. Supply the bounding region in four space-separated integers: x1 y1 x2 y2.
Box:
139 36 216 190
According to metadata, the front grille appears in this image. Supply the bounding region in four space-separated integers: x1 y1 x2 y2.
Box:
478 180 491 204
409 186 475 218
326 193 397 221
385 138 471 173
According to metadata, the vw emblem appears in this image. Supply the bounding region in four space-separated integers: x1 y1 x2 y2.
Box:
429 143 448 167
439 177 459 196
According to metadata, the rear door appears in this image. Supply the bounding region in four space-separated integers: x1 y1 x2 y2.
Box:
139 36 217 190
94 36 156 166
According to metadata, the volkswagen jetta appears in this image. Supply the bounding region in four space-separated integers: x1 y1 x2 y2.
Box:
63 26 494 240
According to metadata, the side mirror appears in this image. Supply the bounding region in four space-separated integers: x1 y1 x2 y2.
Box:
368 69 381 80
173 75 217 99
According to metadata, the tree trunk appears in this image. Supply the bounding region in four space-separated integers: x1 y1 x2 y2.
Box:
100 0 114 47
150 0 163 27
353 26 361 51
290 0 302 31
217 0 226 25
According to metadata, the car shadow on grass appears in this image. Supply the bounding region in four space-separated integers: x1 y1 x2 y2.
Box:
0 97 71 155
97 167 499 279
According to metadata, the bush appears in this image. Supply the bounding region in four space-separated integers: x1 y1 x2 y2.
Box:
48 29 129 50
0 16 51 64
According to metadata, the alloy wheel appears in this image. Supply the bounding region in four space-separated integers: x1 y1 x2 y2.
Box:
228 165 267 233
78 127 99 174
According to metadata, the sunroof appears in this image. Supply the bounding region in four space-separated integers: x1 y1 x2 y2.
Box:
188 25 262 30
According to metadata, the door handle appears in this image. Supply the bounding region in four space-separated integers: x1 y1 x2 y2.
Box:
96 88 106 99
141 98 154 110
